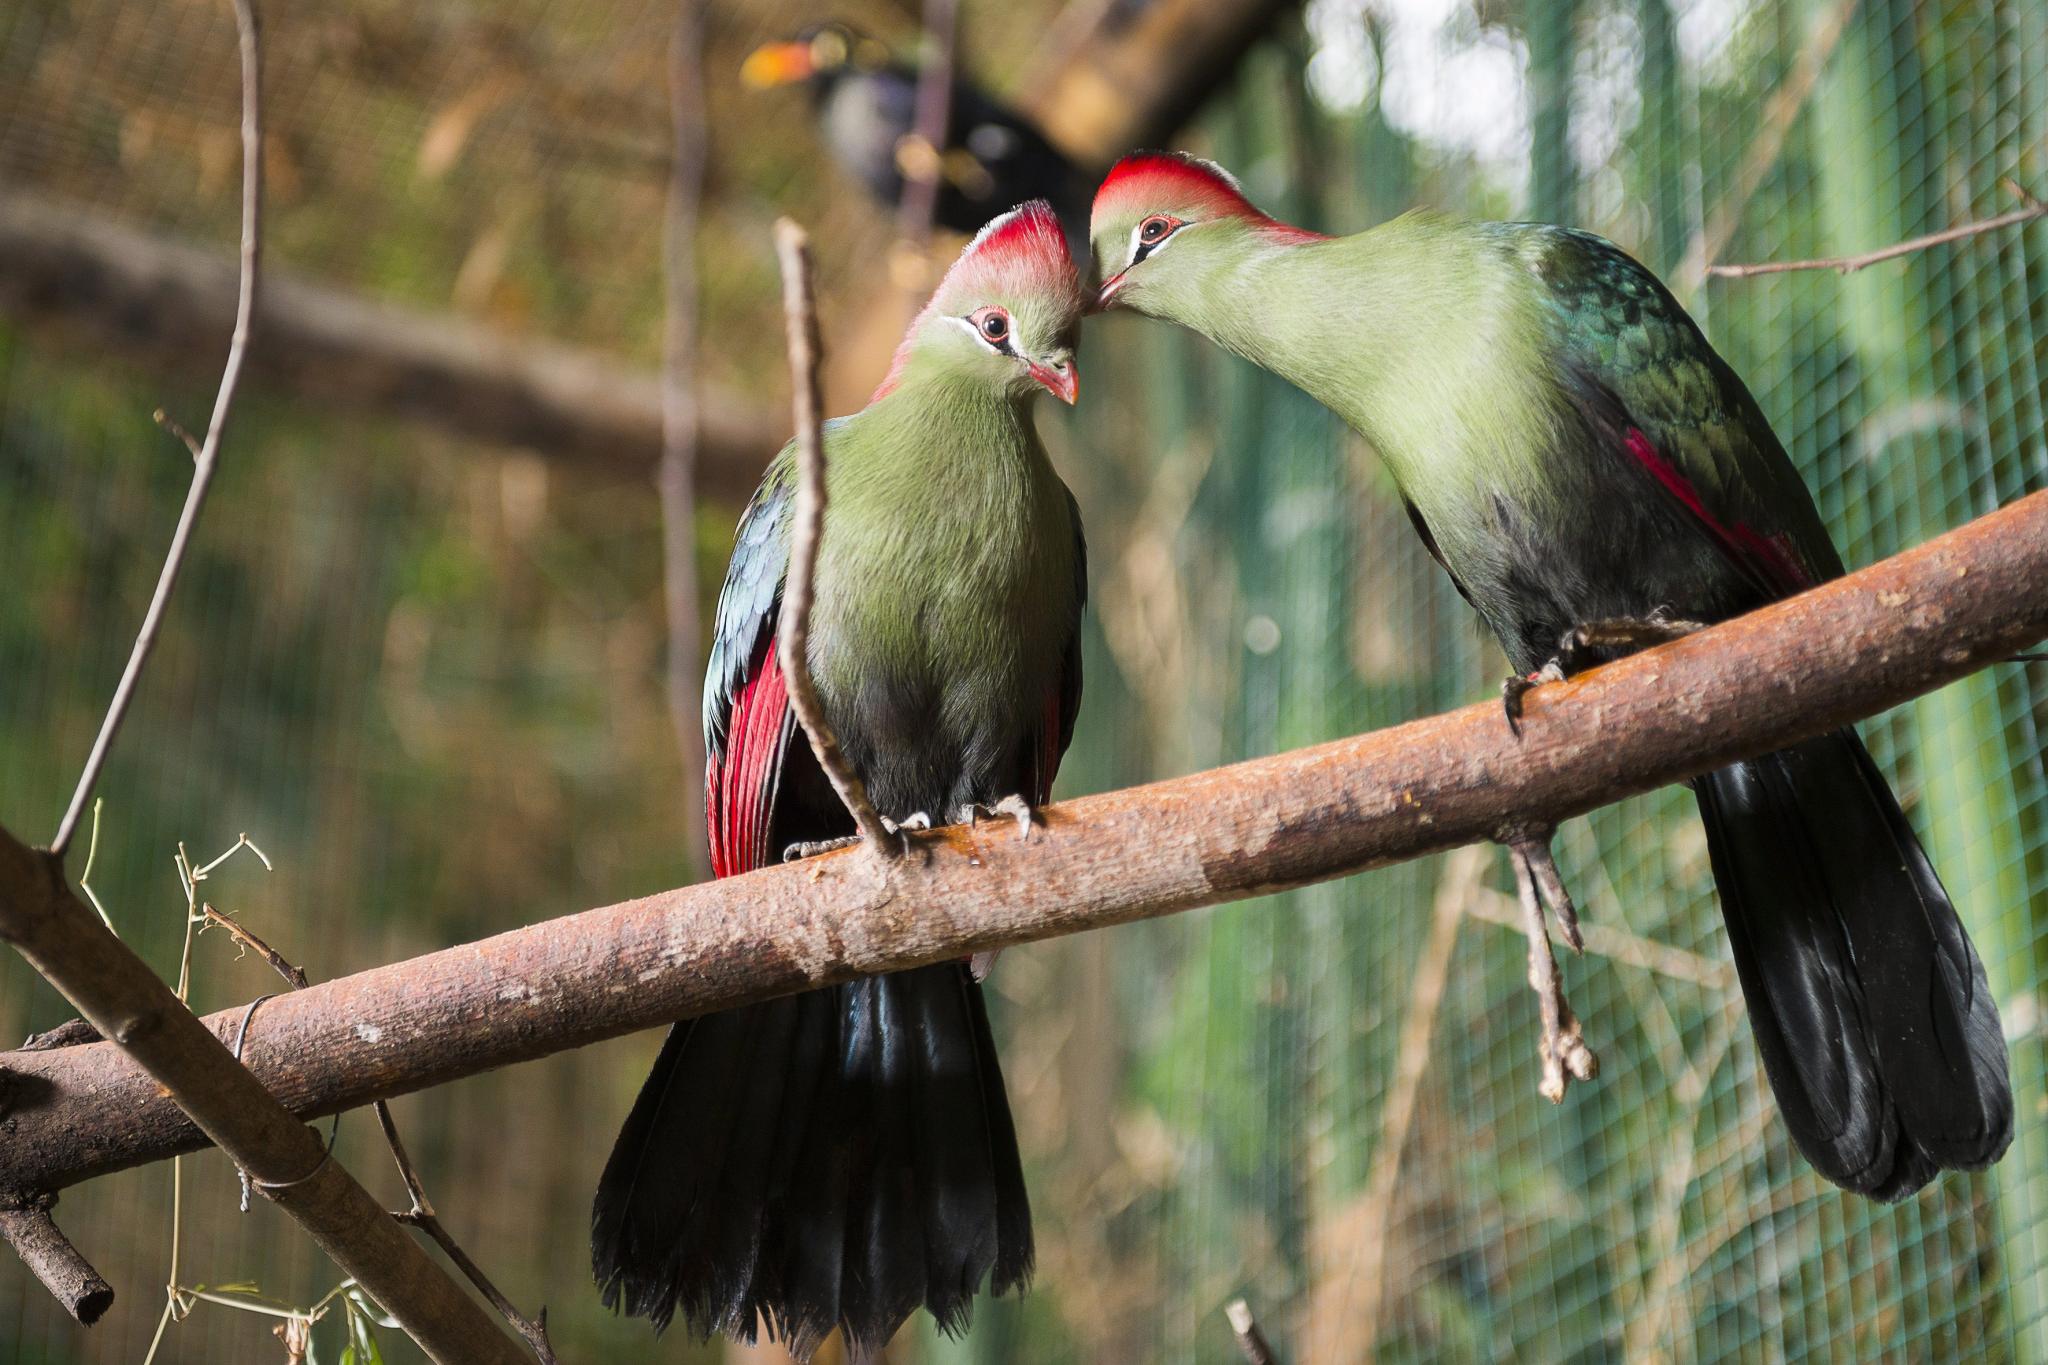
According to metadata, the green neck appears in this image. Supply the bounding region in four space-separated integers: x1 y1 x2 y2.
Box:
1142 213 1520 496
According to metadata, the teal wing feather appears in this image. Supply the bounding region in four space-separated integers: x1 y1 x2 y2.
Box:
703 443 796 766
1527 227 1844 593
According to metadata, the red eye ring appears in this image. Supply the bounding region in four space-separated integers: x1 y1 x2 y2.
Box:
970 307 1011 344
1139 214 1182 244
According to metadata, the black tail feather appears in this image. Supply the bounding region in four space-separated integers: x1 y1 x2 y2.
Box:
592 964 1032 1358
1694 729 2012 1200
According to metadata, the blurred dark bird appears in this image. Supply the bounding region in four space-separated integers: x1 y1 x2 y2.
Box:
592 202 1087 1358
1092 152 2013 1203
742 20 1092 243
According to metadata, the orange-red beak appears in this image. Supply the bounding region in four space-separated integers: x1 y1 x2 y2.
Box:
1028 357 1079 405
741 41 815 88
1094 269 1130 310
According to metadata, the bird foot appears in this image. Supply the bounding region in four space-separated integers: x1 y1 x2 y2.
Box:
1503 610 1706 737
783 812 931 862
955 794 1037 840
1564 609 1705 655
1501 660 1568 737
1497 823 1597 1103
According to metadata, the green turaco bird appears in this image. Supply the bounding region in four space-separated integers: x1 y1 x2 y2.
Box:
593 200 1085 1356
1089 152 2011 1201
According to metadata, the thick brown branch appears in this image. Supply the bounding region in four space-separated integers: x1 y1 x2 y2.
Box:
2 490 2045 1198
0 1197 113 1325
0 194 780 504
771 219 899 857
1706 197 2048 278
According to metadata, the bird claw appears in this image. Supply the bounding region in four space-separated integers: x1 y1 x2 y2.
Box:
956 794 1037 840
1503 611 1705 738
784 835 860 862
1497 824 1597 1102
784 812 931 862
1501 660 1567 737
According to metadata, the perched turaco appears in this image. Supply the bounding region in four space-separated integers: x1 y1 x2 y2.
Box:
593 200 1085 1355
1089 152 2011 1201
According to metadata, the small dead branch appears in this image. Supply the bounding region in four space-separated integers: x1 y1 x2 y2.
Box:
1708 183 2048 278
1226 1297 1280 1365
771 219 900 858
0 1196 113 1325
49 0 267 861
658 0 711 876
1673 0 1859 293
1502 830 1597 1103
207 907 560 1365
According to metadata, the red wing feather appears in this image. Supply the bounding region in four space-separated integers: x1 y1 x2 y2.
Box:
1622 427 1815 594
706 638 794 879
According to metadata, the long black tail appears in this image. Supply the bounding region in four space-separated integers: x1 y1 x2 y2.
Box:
1694 729 2012 1200
591 963 1032 1358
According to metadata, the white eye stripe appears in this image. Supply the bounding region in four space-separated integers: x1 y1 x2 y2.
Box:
1125 220 1185 273
950 314 1015 350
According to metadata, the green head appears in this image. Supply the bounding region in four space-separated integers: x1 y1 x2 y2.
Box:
873 200 1084 406
1088 151 1326 320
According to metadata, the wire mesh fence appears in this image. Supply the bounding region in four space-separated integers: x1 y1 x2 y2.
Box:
2 0 2045 1362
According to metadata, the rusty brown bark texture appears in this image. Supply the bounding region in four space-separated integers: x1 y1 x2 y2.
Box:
4 490 2046 1202
0 1199 112 1325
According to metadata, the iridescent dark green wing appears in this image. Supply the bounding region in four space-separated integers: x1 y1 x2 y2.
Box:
1530 227 1844 595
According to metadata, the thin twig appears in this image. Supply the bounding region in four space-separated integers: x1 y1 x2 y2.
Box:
1226 1298 1280 1365
200 907 306 988
657 0 711 877
205 910 560 1364
152 408 203 461
771 219 900 858
50 0 266 860
1707 196 2048 278
1673 0 1859 294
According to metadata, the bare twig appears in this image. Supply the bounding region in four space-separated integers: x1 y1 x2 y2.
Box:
0 1197 113 1325
201 907 307 988
151 408 203 461
1226 1298 1280 1365
50 0 267 860
1707 194 2048 278
771 219 899 858
5 489 2047 1197
1460 886 1735 990
1673 0 1860 294
658 0 711 877
205 906 560 1364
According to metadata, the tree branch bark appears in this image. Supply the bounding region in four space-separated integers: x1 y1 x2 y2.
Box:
2 489 2045 1202
0 1197 113 1325
0 194 781 504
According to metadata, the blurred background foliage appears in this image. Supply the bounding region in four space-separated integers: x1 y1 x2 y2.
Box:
2 0 2046 1361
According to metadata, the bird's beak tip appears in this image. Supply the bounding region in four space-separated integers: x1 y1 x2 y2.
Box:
1093 272 1128 311
741 42 813 88
1031 360 1079 405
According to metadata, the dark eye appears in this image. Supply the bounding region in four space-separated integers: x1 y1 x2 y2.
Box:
1140 216 1175 244
978 311 1009 342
